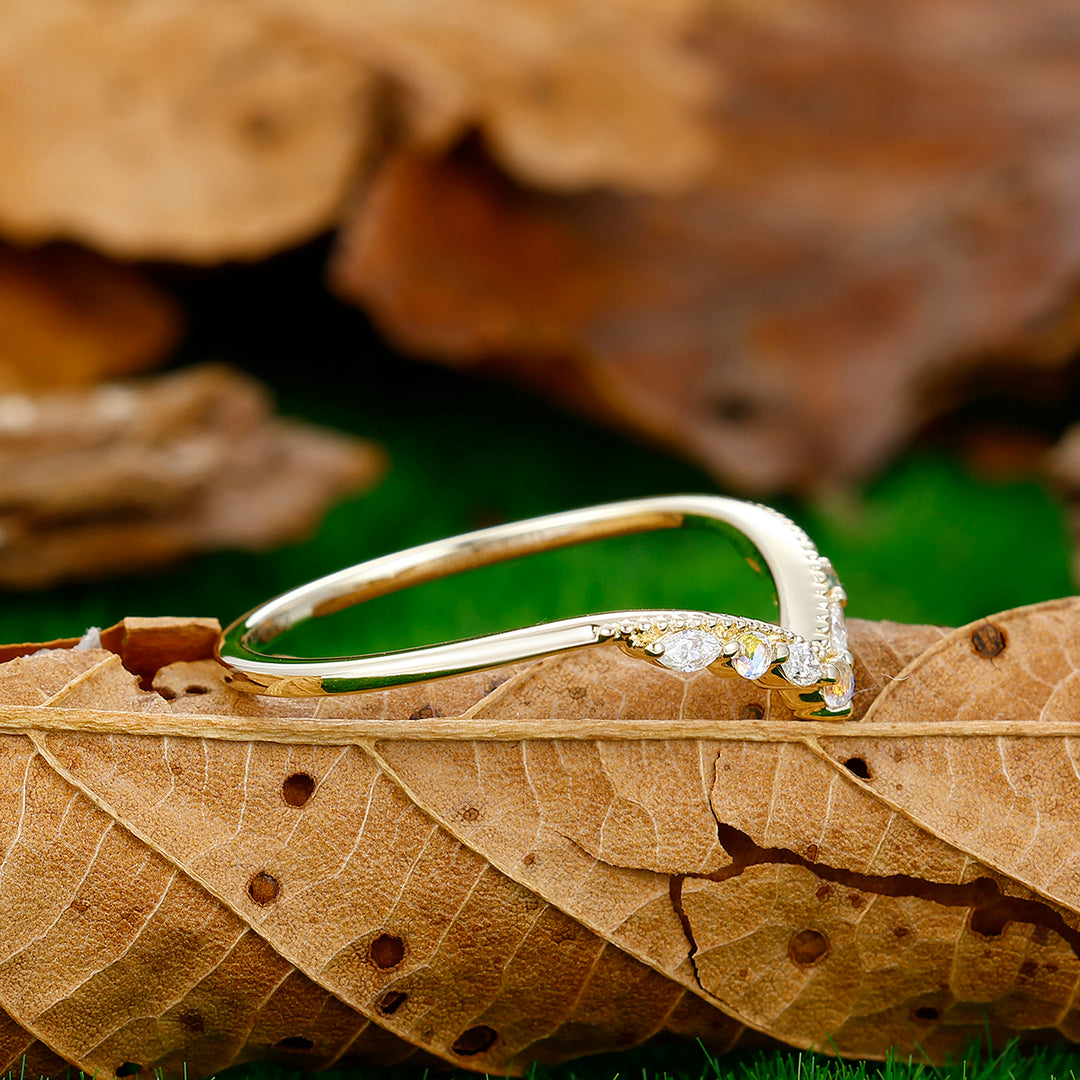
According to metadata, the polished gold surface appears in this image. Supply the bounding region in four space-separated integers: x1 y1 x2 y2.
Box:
216 495 853 718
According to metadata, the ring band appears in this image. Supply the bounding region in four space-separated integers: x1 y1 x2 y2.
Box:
216 495 854 719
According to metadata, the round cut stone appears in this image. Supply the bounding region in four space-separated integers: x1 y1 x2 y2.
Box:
732 632 774 680
823 659 854 710
782 640 823 687
655 628 722 672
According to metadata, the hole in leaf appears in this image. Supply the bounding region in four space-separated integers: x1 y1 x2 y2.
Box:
788 929 829 966
240 110 281 147
369 933 405 969
379 991 408 1015
843 757 871 779
971 622 1006 658
248 871 280 905
178 1012 204 1033
970 903 1010 937
282 772 316 808
275 1036 314 1051
911 1006 940 1022
452 1026 497 1056
714 396 758 423
738 703 764 720
184 685 209 695
116 1065 142 1077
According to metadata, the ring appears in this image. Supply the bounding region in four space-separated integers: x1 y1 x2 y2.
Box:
216 495 854 719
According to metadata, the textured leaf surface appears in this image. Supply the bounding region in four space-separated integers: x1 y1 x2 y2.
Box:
2 605 1080 1075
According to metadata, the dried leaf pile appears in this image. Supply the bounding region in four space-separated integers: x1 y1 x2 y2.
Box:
2 601 1080 1077
4 2 1080 489
0 365 384 586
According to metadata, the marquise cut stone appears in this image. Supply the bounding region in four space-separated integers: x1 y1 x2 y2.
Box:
828 600 848 655
655 629 722 672
732 632 773 680
823 658 854 710
782 640 823 687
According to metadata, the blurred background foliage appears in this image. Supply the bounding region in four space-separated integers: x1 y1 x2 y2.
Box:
0 241 1072 650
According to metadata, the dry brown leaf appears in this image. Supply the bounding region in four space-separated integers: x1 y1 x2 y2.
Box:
329 0 1080 492
0 1 375 262
257 0 717 194
0 0 715 264
4 603 1080 1073
9 2 1080 489
0 244 179 391
0 365 385 586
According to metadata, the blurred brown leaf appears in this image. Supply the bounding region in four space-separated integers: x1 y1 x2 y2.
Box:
0 0 714 261
0 365 385 586
330 3 1080 491
259 0 717 193
4 604 1080 1073
0 244 179 390
0 1 375 261
6 2 1080 487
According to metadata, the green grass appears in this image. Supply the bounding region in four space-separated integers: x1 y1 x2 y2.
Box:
4 245 1078 1080
225 1036 1080 1080
17 1037 1080 1080
0 365 1071 651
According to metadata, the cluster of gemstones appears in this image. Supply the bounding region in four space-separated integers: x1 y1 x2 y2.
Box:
602 580 853 713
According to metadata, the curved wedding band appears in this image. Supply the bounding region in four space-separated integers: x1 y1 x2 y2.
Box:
216 495 854 719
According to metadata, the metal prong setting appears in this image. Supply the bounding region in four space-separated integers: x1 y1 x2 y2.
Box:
606 591 853 720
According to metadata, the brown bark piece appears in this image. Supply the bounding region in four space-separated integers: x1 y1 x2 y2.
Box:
3 604 1080 1071
0 244 179 391
0 365 385 586
331 0 1080 491
0 1 375 262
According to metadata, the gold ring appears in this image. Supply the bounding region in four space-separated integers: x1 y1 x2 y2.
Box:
216 495 854 719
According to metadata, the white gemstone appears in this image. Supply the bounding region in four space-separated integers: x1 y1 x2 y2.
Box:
823 659 854 710
782 640 823 687
655 629 722 672
732 632 774 680
828 600 848 655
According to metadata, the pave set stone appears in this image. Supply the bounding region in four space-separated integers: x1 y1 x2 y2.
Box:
618 579 853 711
